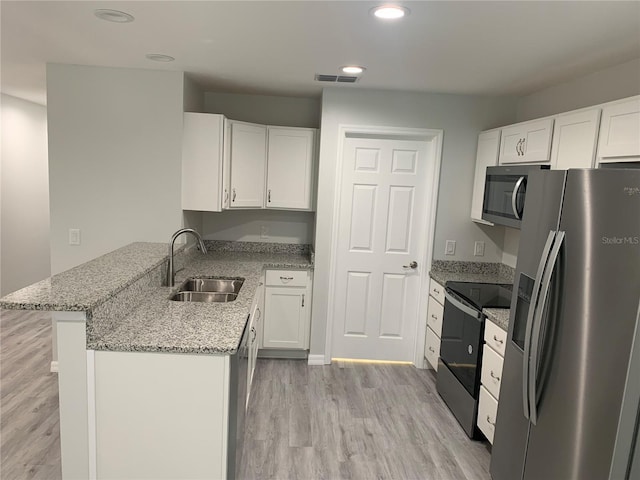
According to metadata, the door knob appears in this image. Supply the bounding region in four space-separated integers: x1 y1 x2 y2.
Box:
403 261 418 269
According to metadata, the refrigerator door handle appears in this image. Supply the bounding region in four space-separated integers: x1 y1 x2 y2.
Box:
528 230 565 426
444 290 482 319
523 230 557 420
512 176 526 220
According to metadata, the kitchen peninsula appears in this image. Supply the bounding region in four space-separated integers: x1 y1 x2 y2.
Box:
0 241 313 480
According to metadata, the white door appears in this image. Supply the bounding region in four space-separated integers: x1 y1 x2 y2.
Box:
331 136 431 361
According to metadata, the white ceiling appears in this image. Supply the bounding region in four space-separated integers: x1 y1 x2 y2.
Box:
2 1 640 106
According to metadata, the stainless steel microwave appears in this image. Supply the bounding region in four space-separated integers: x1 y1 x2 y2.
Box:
482 165 550 228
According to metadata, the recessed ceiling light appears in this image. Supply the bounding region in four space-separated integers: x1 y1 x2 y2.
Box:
342 66 366 75
371 5 410 20
94 9 135 23
145 54 175 63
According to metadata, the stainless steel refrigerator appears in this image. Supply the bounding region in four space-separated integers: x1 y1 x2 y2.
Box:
490 169 640 480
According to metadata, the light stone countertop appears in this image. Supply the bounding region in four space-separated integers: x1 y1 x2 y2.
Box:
1 241 313 356
89 250 313 355
429 260 515 286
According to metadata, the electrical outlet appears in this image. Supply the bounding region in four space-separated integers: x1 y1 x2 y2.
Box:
474 241 485 257
260 225 269 239
445 240 456 256
69 228 81 246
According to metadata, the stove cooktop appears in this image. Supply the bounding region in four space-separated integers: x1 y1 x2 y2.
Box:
445 281 513 311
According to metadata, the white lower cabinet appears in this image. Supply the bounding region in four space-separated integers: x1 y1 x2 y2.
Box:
425 279 445 370
247 281 264 405
262 269 312 350
477 319 506 444
478 385 498 444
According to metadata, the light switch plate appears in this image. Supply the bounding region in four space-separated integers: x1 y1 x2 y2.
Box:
445 240 456 256
69 228 81 246
474 241 485 257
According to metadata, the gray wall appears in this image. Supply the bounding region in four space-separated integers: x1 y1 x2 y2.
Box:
0 94 51 295
47 64 185 274
201 91 321 245
516 58 640 121
310 87 518 356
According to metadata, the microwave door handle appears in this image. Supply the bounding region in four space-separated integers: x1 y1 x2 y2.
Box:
523 230 556 420
528 230 565 426
444 291 482 320
512 176 526 220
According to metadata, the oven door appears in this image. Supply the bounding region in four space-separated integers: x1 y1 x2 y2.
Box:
440 290 485 398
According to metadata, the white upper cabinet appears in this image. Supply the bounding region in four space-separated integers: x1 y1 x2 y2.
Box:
266 127 316 210
181 113 226 212
550 108 601 170
228 121 267 208
471 129 501 225
499 118 554 164
597 96 640 163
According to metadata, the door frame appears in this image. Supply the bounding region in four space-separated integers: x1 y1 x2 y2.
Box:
324 124 443 367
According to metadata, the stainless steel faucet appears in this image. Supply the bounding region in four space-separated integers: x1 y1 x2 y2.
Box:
167 228 207 287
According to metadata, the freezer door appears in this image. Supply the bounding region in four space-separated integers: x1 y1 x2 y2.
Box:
490 170 566 480
523 169 640 480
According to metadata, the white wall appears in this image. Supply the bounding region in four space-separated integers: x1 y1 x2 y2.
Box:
47 65 185 274
204 91 320 128
0 94 51 295
202 210 314 244
310 87 518 356
501 227 520 269
517 58 640 121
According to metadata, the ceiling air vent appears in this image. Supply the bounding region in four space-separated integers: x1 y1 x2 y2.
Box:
315 74 360 83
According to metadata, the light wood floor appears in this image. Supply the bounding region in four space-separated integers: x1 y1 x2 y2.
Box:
1 309 61 480
240 359 491 480
1 309 491 480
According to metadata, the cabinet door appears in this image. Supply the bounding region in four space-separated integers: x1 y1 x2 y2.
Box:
471 130 500 224
597 96 640 161
181 113 225 212
425 326 440 371
499 118 553 164
550 108 600 169
229 121 266 208
266 127 316 210
222 118 231 209
263 287 309 349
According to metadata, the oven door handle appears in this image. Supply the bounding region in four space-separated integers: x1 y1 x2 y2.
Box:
444 290 482 320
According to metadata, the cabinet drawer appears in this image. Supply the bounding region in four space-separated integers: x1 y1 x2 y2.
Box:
481 344 504 400
478 386 498 444
484 320 507 357
427 296 444 337
429 279 445 305
265 270 307 287
425 326 440 371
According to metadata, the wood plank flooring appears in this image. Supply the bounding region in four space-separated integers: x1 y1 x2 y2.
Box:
0 309 61 480
0 308 491 480
240 359 491 480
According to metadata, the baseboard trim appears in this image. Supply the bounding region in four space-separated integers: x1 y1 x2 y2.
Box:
307 354 326 366
50 361 59 373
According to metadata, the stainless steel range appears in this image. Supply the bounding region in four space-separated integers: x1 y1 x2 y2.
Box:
436 281 512 438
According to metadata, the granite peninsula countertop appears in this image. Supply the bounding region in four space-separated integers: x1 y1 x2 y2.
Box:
1 241 313 355
429 260 513 332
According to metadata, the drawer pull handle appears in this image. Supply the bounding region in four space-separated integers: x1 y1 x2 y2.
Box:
280 276 294 281
232 188 237 202
431 314 438 319
302 294 305 307
428 346 435 353
493 335 504 345
251 326 257 342
433 288 440 294
486 415 495 426
490 370 501 382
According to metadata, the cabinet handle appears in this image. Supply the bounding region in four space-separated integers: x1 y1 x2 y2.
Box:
224 189 229 204
251 326 257 342
256 307 261 321
301 294 305 307
428 346 435 353
268 189 271 203
431 314 438 319
493 335 504 345
280 276 294 281
433 288 440 295
515 139 520 155
490 370 501 382
486 415 495 426
521 138 526 155
232 188 236 202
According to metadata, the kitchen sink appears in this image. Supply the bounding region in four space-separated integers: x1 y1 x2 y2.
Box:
170 291 238 303
169 277 244 303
